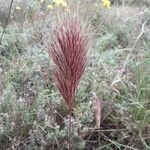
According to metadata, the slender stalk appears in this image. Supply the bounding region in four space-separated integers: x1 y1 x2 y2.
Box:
68 106 72 150
0 0 14 44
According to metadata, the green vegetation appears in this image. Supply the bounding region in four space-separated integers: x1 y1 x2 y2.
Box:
0 0 150 149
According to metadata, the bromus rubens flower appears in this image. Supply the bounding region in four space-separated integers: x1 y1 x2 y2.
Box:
48 18 89 149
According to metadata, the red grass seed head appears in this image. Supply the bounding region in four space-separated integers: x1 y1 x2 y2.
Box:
49 19 88 109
